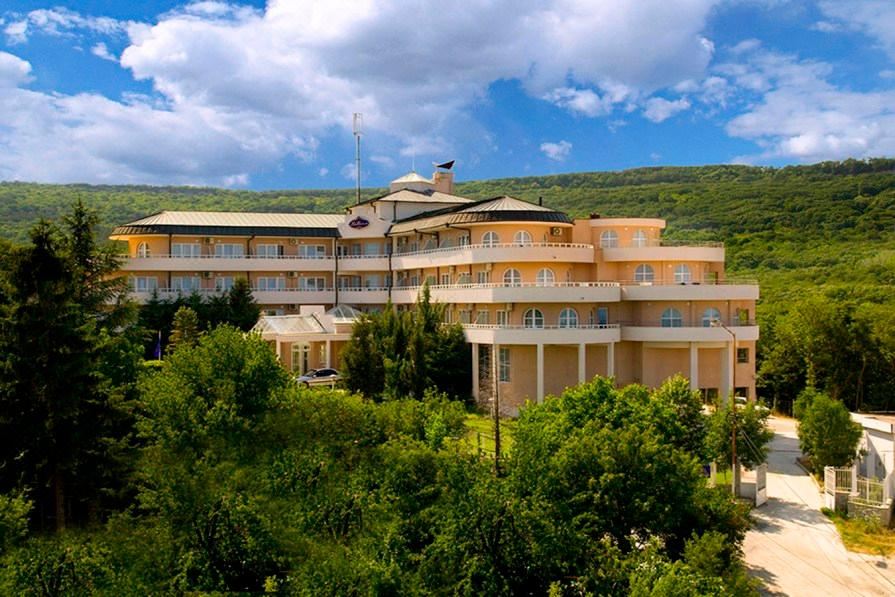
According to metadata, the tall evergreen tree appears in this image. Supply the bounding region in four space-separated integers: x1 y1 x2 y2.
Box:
227 278 260 331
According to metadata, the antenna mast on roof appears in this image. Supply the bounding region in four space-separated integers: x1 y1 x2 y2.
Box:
353 113 363 205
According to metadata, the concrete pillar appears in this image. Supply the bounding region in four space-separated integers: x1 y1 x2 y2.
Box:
471 343 480 400
689 342 699 391
536 343 544 403
275 340 282 361
720 343 731 402
325 340 331 368
606 342 615 378
578 343 587 384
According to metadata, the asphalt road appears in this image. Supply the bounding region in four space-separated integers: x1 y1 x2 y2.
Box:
743 416 895 596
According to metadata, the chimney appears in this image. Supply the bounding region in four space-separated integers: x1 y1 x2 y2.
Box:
433 170 454 194
538 196 543 206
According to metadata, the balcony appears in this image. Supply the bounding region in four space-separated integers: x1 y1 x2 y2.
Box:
601 240 724 263
462 323 621 345
121 254 335 272
336 287 390 304
620 323 759 343
391 242 595 269
621 280 758 301
336 254 390 272
385 282 620 304
127 287 335 305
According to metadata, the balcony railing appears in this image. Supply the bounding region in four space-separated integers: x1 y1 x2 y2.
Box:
129 253 333 260
617 320 758 328
603 240 724 249
393 241 594 256
462 323 619 330
403 281 620 290
620 278 758 286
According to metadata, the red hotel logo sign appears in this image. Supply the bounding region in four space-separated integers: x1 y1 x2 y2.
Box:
348 217 370 229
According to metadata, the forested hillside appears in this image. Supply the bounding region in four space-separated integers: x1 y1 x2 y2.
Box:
2 158 894 408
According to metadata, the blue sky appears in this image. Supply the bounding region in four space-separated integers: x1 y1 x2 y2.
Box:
1 1 894 189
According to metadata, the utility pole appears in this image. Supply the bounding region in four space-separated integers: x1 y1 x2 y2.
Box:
492 343 501 475
353 113 363 205
712 318 739 497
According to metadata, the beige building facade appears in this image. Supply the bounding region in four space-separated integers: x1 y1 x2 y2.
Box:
111 168 759 413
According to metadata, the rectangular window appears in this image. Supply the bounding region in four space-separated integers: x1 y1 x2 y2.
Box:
171 243 201 258
496 310 509 326
410 275 420 287
499 348 510 382
443 309 453 324
734 387 749 400
597 307 609 326
338 275 362 289
440 273 451 286
737 347 749 363
457 273 472 284
256 277 285 291
476 271 490 284
737 309 750 326
476 310 490 325
299 277 326 291
364 242 380 256
262 309 284 316
214 243 245 257
215 276 234 291
255 244 281 258
458 234 470 246
425 275 436 286
298 244 326 258
171 276 200 292
365 274 381 288
132 276 158 292
458 309 471 324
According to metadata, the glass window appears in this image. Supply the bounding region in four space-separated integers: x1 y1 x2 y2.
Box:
597 307 609 326
737 309 750 325
499 348 510 382
366 274 382 288
482 231 500 247
457 273 472 284
523 308 544 328
299 277 326 291
256 277 285 291
214 243 245 258
440 273 451 286
364 242 380 256
634 264 654 283
215 276 234 291
737 348 750 363
476 271 490 284
137 242 150 258
422 238 437 251
458 310 471 324
600 230 618 248
702 307 722 327
476 310 490 325
536 268 555 287
458 234 470 246
171 243 200 258
674 264 692 283
558 308 578 328
171 276 200 292
496 310 509 326
255 244 281 258
299 244 326 258
661 308 683 328
513 230 533 246
133 276 158 292
503 268 522 286
632 230 648 247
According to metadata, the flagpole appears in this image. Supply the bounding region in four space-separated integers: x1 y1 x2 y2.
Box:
157 330 162 362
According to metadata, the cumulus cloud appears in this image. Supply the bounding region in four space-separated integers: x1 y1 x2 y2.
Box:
0 0 723 184
90 42 117 62
643 97 691 122
818 1 895 59
540 140 572 161
722 45 895 162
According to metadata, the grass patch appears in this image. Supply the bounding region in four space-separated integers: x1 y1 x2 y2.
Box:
461 413 515 457
823 508 895 557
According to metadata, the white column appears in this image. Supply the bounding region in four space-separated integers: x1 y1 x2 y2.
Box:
325 340 332 368
720 343 731 402
578 343 587 384
689 342 699 391
536 343 545 403
275 340 283 362
471 343 480 401
606 342 615 378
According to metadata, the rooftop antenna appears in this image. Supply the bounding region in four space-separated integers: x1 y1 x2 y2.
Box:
353 113 363 204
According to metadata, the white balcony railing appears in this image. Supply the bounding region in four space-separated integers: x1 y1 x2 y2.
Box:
393 241 594 256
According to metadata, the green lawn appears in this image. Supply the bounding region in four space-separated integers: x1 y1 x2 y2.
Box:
461 413 515 458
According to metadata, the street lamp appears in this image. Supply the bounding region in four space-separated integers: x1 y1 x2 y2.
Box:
711 318 739 497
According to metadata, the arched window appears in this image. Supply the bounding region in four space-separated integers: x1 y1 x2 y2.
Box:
600 230 618 248
674 264 692 283
632 229 648 247
634 264 654 283
661 308 683 328
137 242 150 258
536 268 555 287
558 308 578 328
503 268 522 286
523 308 544 328
513 230 533 246
702 307 722 327
482 231 500 247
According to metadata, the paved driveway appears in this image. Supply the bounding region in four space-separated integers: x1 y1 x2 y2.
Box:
744 416 895 596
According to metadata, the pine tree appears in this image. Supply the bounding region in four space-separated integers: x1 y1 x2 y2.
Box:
227 278 260 331
168 306 201 354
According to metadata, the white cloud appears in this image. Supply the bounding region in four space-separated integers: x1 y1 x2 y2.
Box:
340 163 357 181
540 140 572 161
0 51 32 86
318 167 329 177
90 42 116 62
643 97 691 122
818 1 895 59
0 0 723 184
723 46 895 162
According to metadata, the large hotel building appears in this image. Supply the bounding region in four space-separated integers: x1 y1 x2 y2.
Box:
111 167 759 413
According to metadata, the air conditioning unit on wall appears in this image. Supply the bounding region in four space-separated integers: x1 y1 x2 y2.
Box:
289 238 298 245
204 237 214 244
288 272 297 278
550 227 562 236
202 272 213 279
